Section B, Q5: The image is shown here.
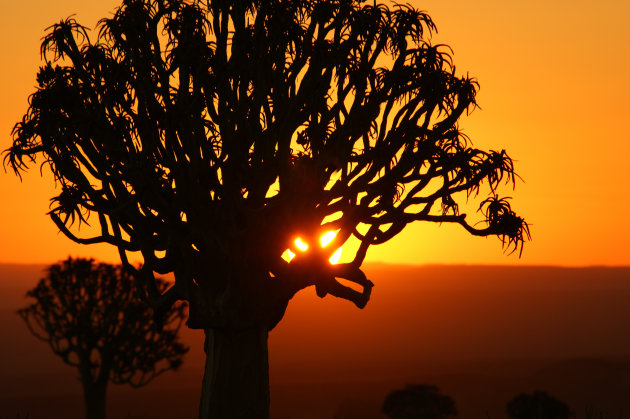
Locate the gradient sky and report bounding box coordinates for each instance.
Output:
[0,0,628,266]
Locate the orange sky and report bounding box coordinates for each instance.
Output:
[0,0,628,266]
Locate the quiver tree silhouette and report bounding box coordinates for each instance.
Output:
[18,257,188,419]
[506,391,573,419]
[382,384,457,419]
[5,0,529,417]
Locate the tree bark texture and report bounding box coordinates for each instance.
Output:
[199,327,270,419]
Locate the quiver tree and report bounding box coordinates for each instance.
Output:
[5,0,529,417]
[18,257,188,419]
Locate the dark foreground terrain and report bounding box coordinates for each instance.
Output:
[1,263,629,418]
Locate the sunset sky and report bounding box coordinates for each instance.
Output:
[0,0,628,266]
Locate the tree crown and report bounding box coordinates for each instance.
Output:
[19,257,188,387]
[5,0,528,328]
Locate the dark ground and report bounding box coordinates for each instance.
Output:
[1,264,629,418]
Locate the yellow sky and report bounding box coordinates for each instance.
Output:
[1,0,628,266]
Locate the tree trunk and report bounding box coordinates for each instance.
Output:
[199,327,270,419]
[83,381,107,419]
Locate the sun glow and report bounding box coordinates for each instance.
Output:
[283,249,296,262]
[320,231,337,247]
[329,247,342,264]
[294,238,309,251]
[281,231,342,264]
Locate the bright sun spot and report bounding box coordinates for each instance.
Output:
[282,231,342,264]
[294,238,309,251]
[283,249,296,262]
[320,231,337,247]
[329,247,342,264]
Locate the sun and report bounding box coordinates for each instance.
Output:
[295,238,308,251]
[282,231,342,264]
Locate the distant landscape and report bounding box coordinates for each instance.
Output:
[2,263,629,418]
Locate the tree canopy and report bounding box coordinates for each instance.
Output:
[20,257,188,387]
[5,0,528,330]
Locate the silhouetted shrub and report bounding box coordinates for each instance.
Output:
[507,390,572,419]
[382,384,457,419]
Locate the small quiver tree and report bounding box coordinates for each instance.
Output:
[18,257,188,419]
[5,0,529,417]
[382,384,457,419]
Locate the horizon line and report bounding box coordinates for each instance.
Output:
[1,260,629,269]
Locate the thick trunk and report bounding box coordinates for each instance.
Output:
[83,381,107,419]
[199,327,270,419]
